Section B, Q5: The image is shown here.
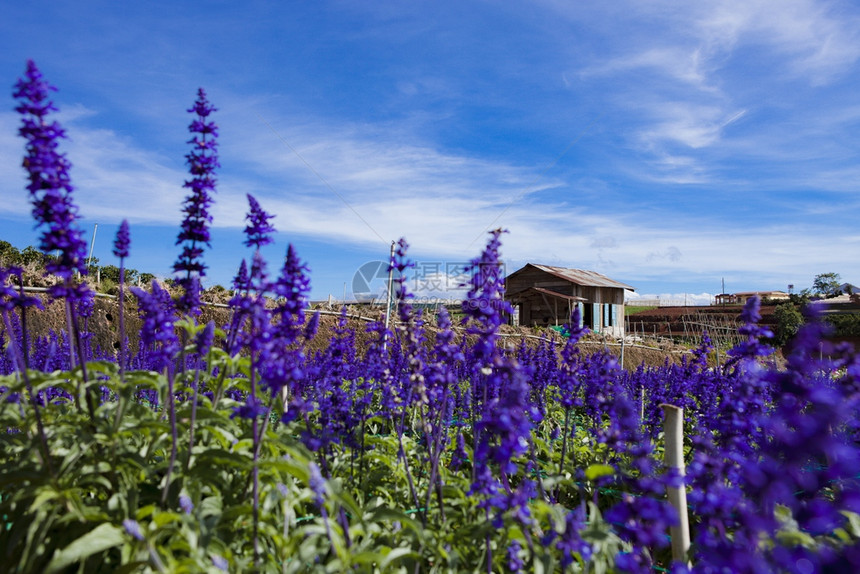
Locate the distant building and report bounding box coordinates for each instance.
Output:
[505,264,633,337]
[714,290,790,305]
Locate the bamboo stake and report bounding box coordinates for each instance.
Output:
[661,403,691,567]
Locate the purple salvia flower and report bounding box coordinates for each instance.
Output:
[462,228,513,415]
[390,238,415,323]
[390,238,428,410]
[262,245,311,396]
[301,308,357,450]
[184,275,202,317]
[558,307,588,410]
[271,245,310,344]
[225,259,252,352]
[112,219,130,259]
[113,220,130,374]
[179,494,193,514]
[123,518,144,541]
[461,229,512,343]
[474,365,538,476]
[211,554,228,571]
[304,310,320,340]
[727,295,774,368]
[0,266,43,374]
[462,231,537,530]
[307,461,327,507]
[243,194,276,249]
[449,431,468,470]
[75,289,95,362]
[605,493,677,549]
[195,320,215,356]
[232,259,250,292]
[507,540,524,572]
[0,267,43,313]
[556,507,593,567]
[130,281,179,372]
[230,394,266,420]
[424,306,462,416]
[14,60,90,301]
[174,88,218,315]
[249,250,269,292]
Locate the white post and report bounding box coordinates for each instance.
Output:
[620,335,625,370]
[87,223,98,268]
[383,241,395,349]
[662,404,691,567]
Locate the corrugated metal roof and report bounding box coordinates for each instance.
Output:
[512,264,635,291]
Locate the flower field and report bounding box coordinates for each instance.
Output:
[3,61,860,573]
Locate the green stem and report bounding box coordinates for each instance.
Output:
[161,366,178,506]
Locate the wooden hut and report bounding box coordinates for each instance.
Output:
[505,264,634,336]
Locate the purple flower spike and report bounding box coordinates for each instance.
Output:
[230,395,266,420]
[269,245,310,345]
[507,540,524,572]
[14,60,89,295]
[113,219,130,259]
[0,267,43,313]
[304,310,320,340]
[461,228,512,360]
[179,494,193,514]
[195,320,215,356]
[180,275,202,318]
[130,281,179,372]
[123,518,144,541]
[243,194,276,249]
[174,88,218,313]
[232,259,250,292]
[308,461,327,507]
[211,554,228,571]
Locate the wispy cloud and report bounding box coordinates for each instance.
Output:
[697,0,860,83]
[564,0,860,187]
[0,109,186,224]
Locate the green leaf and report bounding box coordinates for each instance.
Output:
[45,522,125,573]
[381,546,419,568]
[842,511,860,537]
[584,464,615,481]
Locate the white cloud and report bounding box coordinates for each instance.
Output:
[562,0,860,186]
[581,47,712,91]
[637,103,747,149]
[698,0,860,83]
[0,109,186,225]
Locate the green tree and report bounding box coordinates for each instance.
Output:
[0,240,19,265]
[85,256,100,274]
[773,302,804,346]
[812,272,841,297]
[18,245,46,266]
[99,264,139,285]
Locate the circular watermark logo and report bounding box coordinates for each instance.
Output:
[352,261,400,302]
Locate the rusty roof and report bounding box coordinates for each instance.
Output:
[508,263,635,291]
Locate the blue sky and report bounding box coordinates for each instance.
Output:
[2,1,859,304]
